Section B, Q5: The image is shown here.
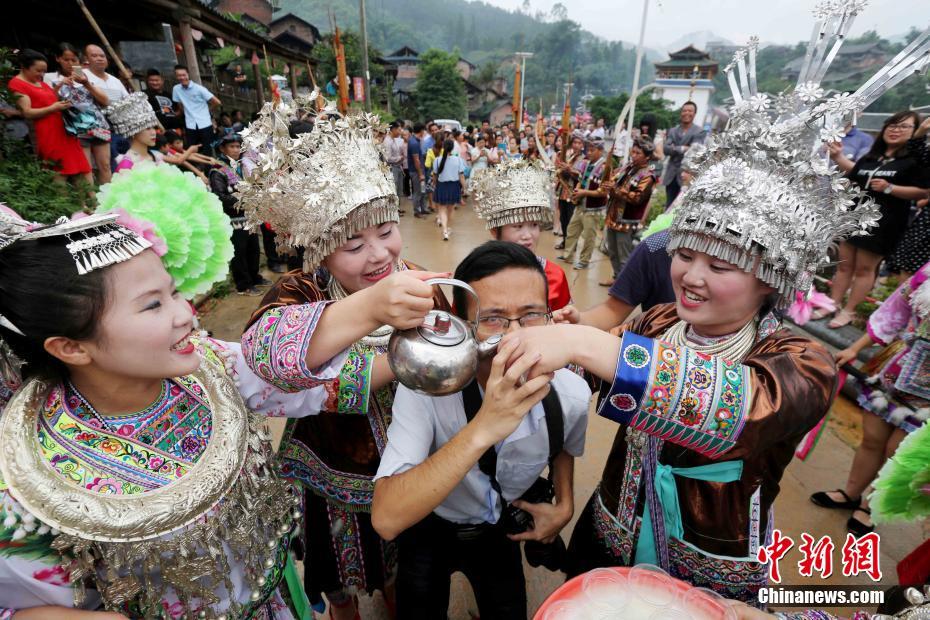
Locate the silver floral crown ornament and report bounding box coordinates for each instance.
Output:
[472,158,554,229]
[104,91,158,136]
[669,0,930,304]
[235,91,398,271]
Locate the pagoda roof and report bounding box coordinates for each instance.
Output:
[668,44,712,60]
[655,58,718,68]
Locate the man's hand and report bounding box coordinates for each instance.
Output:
[507,499,572,543]
[472,338,552,448]
[827,141,843,159]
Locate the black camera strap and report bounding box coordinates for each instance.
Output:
[460,380,564,505]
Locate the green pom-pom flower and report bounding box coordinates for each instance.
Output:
[871,420,930,523]
[97,163,234,298]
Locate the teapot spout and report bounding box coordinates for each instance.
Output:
[477,334,502,359]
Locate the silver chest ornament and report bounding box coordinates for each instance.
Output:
[388,278,501,395]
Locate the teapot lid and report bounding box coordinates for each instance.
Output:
[417,311,468,347]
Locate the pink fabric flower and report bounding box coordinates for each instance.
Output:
[786,290,836,325]
[71,209,167,257]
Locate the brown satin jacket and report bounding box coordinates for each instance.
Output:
[600,303,838,558]
[245,263,450,479]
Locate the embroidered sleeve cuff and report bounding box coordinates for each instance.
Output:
[241,302,344,393]
[336,349,374,415]
[597,331,751,458]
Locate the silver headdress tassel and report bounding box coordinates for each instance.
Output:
[104,91,158,137]
[669,1,929,303]
[472,158,554,230]
[22,214,153,276]
[236,91,398,271]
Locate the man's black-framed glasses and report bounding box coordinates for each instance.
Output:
[477,311,551,332]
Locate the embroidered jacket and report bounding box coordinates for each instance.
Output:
[591,304,836,595]
[243,263,450,508]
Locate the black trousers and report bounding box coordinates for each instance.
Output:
[185,126,215,156]
[260,223,282,267]
[558,199,575,236]
[665,178,682,207]
[230,228,260,291]
[396,514,527,619]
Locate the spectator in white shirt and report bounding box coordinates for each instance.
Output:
[384,121,407,214]
[82,44,128,104]
[373,241,590,619]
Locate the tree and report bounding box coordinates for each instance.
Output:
[589,93,678,130]
[413,49,467,121]
[550,3,568,21]
[473,61,499,91]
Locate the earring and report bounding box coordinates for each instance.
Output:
[314,267,333,292]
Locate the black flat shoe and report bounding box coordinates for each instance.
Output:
[847,507,874,537]
[810,489,861,510]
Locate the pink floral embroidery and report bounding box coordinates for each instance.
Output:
[116,424,135,437]
[148,455,165,471]
[86,477,122,494]
[33,564,70,586]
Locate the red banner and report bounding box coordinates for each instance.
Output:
[352,77,365,102]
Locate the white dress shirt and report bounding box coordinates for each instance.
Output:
[385,135,406,165]
[375,369,591,524]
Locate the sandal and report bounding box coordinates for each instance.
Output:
[811,307,836,321]
[828,309,855,329]
[847,506,874,537]
[810,489,861,510]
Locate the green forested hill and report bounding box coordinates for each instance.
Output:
[278,0,652,111]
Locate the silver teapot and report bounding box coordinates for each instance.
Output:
[388,278,502,395]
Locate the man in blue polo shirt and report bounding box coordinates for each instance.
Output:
[552,229,675,329]
[172,64,221,155]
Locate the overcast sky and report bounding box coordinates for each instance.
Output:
[481,0,928,48]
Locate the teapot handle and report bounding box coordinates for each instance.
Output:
[424,278,482,324]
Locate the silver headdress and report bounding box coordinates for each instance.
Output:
[104,91,158,136]
[0,211,151,394]
[669,1,930,302]
[472,158,554,229]
[236,92,398,271]
[0,211,151,280]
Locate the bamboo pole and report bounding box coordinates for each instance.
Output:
[75,0,135,91]
[306,60,324,111]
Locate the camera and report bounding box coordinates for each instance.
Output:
[498,477,567,572]
[499,477,554,536]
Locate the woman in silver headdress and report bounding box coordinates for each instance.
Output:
[0,166,413,618]
[236,96,449,620]
[487,8,915,600]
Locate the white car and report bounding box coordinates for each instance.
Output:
[433,118,463,133]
